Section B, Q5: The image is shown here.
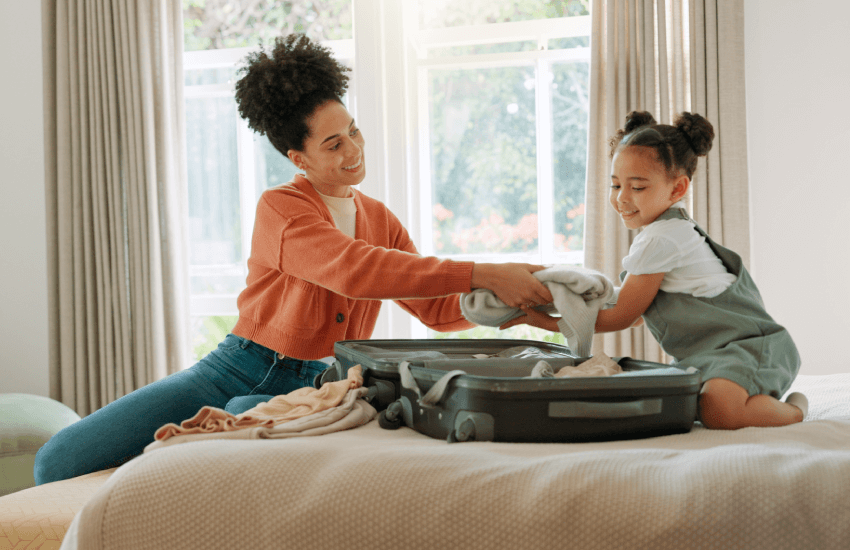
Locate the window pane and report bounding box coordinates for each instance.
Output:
[254,134,300,197]
[427,41,537,58]
[551,60,589,254]
[418,0,590,30]
[184,67,238,87]
[183,0,353,51]
[185,96,243,294]
[429,67,538,255]
[191,315,238,362]
[548,36,590,50]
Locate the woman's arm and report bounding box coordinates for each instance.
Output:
[267,191,552,306]
[470,262,553,308]
[394,294,476,333]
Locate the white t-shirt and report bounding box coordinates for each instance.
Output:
[315,188,357,239]
[622,206,736,298]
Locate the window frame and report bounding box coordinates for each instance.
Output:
[181,0,591,344]
[183,41,354,320]
[402,7,591,336]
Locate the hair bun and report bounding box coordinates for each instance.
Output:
[674,112,714,156]
[235,34,349,137]
[624,111,657,133]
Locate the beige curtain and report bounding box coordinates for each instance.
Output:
[584,0,749,362]
[689,0,750,258]
[42,0,189,416]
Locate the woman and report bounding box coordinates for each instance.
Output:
[34,34,552,484]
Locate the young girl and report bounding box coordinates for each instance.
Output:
[504,111,806,430]
[34,34,553,484]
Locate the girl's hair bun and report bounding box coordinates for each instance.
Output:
[624,111,657,133]
[674,112,714,156]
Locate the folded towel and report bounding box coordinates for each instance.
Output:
[528,353,622,378]
[460,265,618,356]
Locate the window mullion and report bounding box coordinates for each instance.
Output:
[416,64,434,257]
[236,117,256,287]
[536,58,555,266]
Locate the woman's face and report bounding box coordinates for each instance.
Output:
[288,100,366,198]
[609,146,688,229]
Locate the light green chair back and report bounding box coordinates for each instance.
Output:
[0,393,81,496]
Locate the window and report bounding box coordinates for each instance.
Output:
[182,1,353,360]
[181,0,591,358]
[406,0,591,341]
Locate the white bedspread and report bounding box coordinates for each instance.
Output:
[62,373,850,550]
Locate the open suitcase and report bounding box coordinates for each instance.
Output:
[316,339,701,443]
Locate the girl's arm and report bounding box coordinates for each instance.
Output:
[500,272,666,334]
[594,272,665,332]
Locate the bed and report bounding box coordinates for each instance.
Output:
[3,371,849,550]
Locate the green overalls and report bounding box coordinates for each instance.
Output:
[621,207,801,398]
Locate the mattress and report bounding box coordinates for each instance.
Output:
[0,468,115,549]
[58,372,850,550]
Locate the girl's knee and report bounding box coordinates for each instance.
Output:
[698,378,749,430]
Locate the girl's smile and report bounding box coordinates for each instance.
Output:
[609,146,689,229]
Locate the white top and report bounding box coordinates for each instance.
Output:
[315,188,357,238]
[622,203,736,298]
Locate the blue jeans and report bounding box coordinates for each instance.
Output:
[33,334,329,485]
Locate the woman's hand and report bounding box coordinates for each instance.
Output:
[470,263,554,308]
[499,305,560,332]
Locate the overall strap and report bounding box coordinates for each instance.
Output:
[652,206,746,281]
[653,207,690,223]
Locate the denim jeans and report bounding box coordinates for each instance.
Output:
[33,334,330,485]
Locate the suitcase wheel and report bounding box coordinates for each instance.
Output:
[447,418,476,444]
[378,400,404,430]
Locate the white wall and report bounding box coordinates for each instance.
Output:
[745,1,850,375]
[0,2,50,396]
[0,2,847,399]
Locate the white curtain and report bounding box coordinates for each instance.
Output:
[42,0,189,416]
[584,0,749,362]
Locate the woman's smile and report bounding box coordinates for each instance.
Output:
[343,158,362,172]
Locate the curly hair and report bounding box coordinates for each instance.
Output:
[608,111,714,180]
[234,34,351,157]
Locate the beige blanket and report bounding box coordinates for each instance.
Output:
[145,365,375,452]
[61,373,850,550]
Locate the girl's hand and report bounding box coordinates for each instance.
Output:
[500,305,560,333]
[470,263,554,308]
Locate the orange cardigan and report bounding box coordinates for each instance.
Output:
[232,175,475,359]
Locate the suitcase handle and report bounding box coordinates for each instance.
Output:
[398,361,466,408]
[548,398,662,419]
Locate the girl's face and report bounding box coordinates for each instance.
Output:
[288,100,366,198]
[609,146,688,229]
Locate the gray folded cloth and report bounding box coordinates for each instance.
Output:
[460,265,618,357]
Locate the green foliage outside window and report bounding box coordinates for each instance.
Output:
[184,1,589,361]
[182,0,353,51]
[191,315,239,361]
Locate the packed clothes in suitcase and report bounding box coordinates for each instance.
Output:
[316,339,701,443]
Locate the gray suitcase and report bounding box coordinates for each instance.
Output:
[317,339,700,443]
